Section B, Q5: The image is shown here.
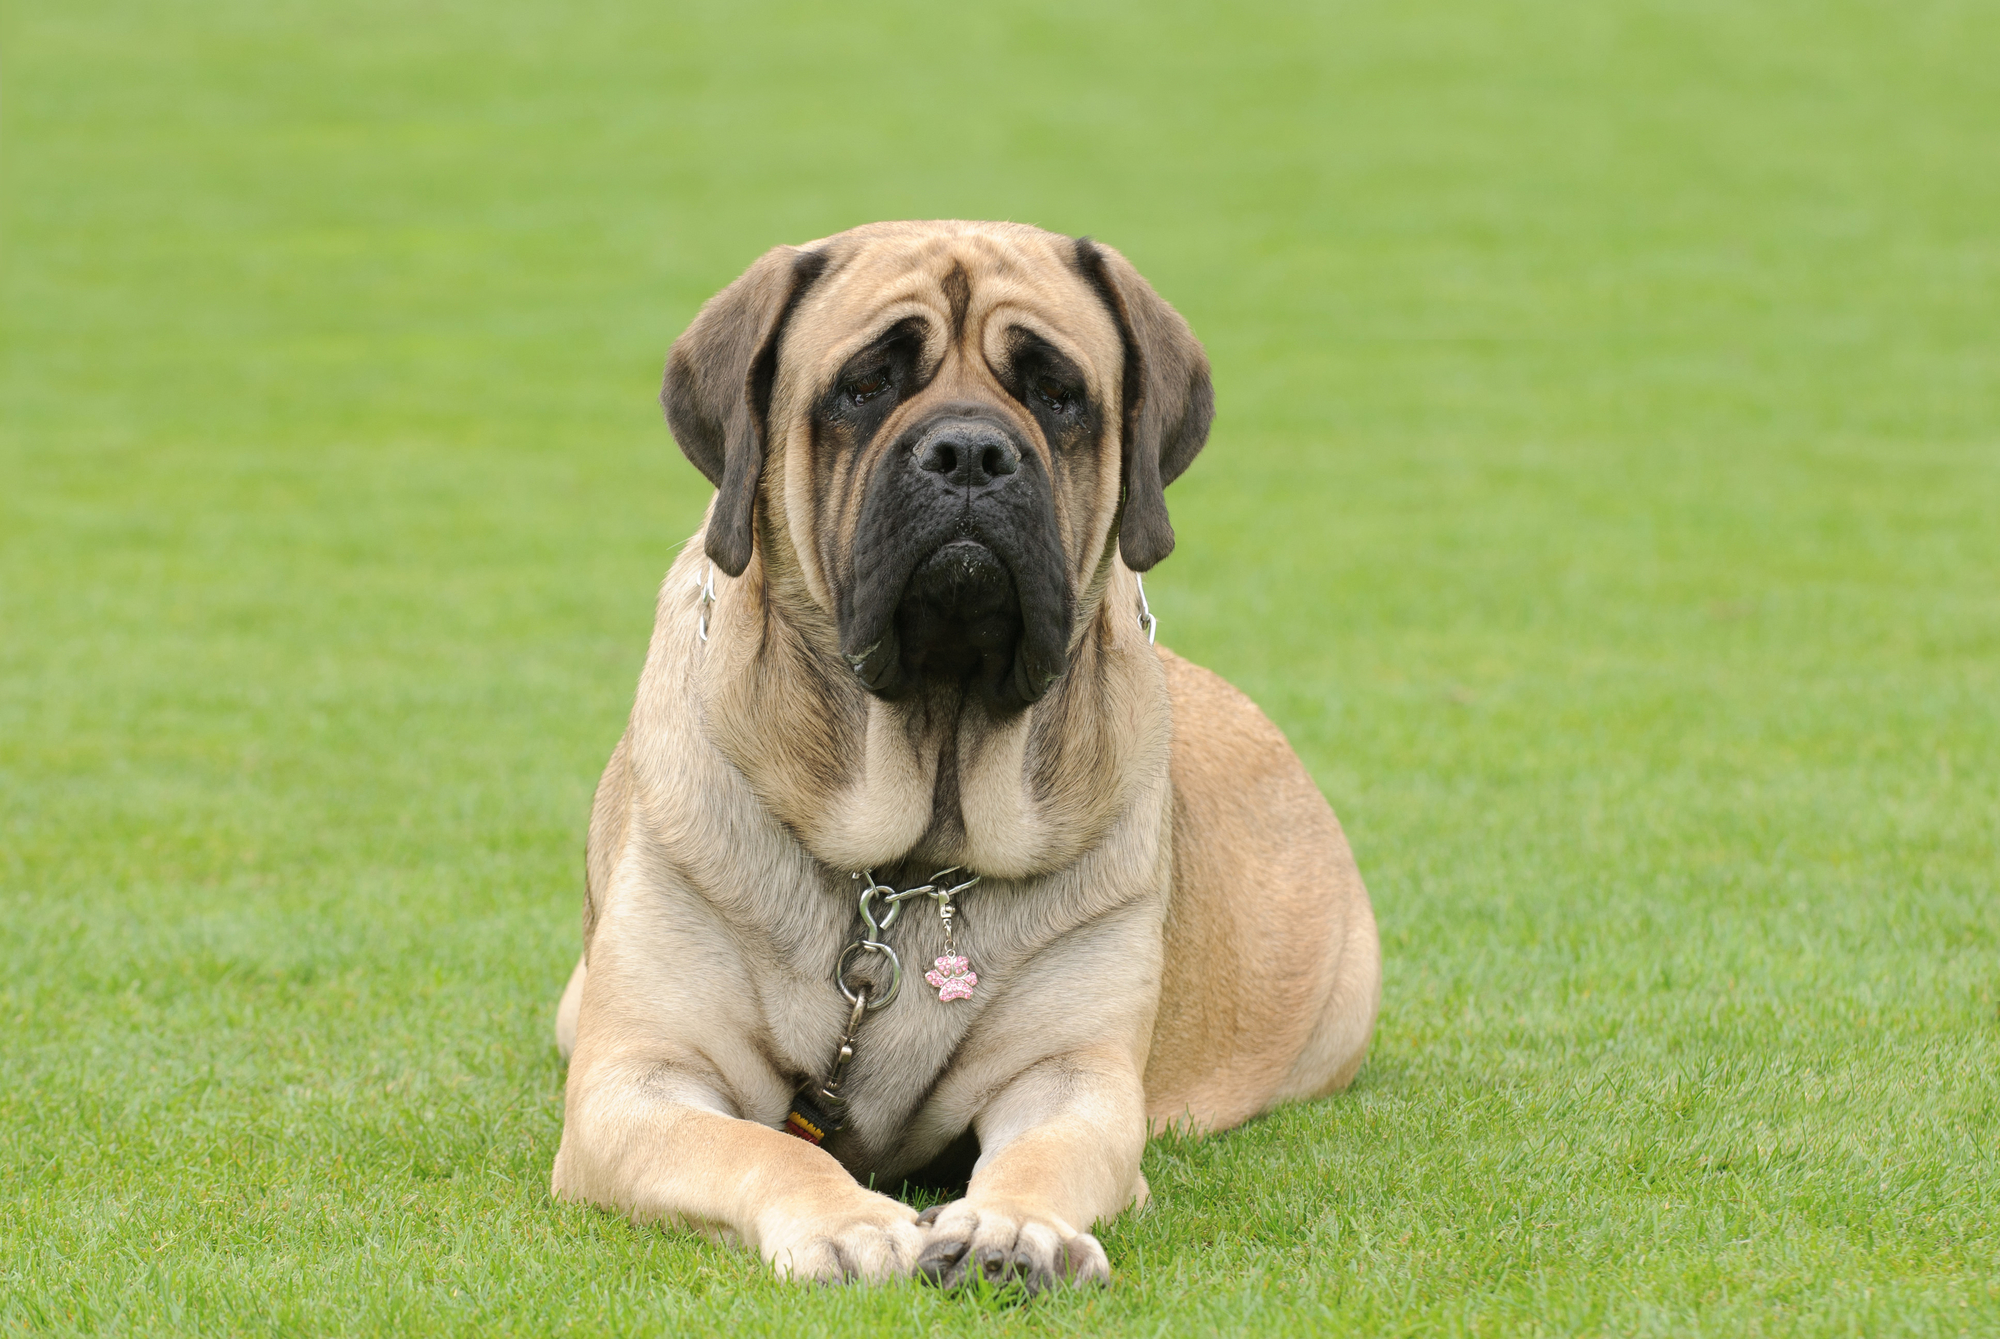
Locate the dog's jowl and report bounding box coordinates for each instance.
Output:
[549,221,1380,1290]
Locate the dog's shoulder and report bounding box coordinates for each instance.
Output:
[1155,646,1309,794]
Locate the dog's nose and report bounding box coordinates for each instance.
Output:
[915,417,1020,488]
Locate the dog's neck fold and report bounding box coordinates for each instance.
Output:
[693,521,1169,881]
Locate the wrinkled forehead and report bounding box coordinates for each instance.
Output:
[776,225,1124,399]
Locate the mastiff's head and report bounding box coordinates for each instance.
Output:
[662,221,1212,715]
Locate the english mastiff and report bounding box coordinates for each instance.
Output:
[551,220,1379,1290]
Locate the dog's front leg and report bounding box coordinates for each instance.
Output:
[917,1046,1146,1291]
[552,1059,922,1283]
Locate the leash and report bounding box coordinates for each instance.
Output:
[785,869,981,1145]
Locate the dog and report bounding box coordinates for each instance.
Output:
[550,220,1379,1291]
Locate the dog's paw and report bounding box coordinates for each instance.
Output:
[914,1199,1111,1293]
[762,1196,923,1284]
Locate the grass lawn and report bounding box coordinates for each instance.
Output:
[4,0,1998,1333]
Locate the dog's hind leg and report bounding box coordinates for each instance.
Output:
[1271,888,1380,1102]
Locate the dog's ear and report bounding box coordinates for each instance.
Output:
[662,245,830,576]
[1074,237,1215,572]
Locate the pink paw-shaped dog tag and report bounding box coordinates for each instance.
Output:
[924,954,977,1002]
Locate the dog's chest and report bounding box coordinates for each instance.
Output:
[765,891,1013,1177]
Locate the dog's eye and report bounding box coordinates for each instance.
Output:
[1031,375,1070,410]
[844,370,890,404]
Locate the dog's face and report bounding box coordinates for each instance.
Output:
[664,221,1212,715]
[781,228,1124,713]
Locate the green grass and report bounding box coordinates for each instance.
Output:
[4,0,1997,1333]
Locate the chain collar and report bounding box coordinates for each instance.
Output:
[835,868,980,1012]
[786,868,980,1143]
[693,562,716,642]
